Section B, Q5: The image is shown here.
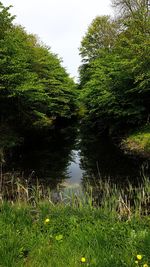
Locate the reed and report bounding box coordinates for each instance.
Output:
[0,173,150,267]
[0,171,149,218]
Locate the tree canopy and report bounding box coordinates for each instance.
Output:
[79,0,150,133]
[1,0,150,140]
[0,2,77,135]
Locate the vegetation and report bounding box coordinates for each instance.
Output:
[0,1,150,264]
[79,0,150,135]
[0,177,150,267]
[1,202,150,267]
[0,1,77,151]
[1,0,150,155]
[122,125,150,156]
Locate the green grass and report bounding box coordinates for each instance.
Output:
[0,176,150,267]
[122,124,150,156]
[0,199,150,267]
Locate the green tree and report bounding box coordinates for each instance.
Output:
[0,2,77,135]
[79,1,150,133]
[79,16,119,62]
[0,1,14,38]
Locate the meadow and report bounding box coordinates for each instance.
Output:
[0,178,150,267]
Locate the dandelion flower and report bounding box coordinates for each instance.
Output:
[136,254,142,261]
[137,255,142,260]
[80,257,86,263]
[143,264,148,267]
[44,218,50,224]
[55,234,63,241]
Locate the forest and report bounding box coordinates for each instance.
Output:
[79,0,150,135]
[0,1,77,153]
[0,0,150,153]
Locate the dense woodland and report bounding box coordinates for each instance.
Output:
[0,1,77,150]
[0,0,150,149]
[79,0,150,134]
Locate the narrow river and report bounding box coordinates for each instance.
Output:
[3,124,150,192]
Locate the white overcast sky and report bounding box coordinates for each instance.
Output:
[3,0,113,80]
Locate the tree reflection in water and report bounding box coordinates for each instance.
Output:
[78,125,150,189]
[2,123,150,199]
[3,124,77,190]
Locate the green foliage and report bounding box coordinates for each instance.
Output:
[0,3,77,135]
[79,2,150,133]
[123,124,150,154]
[0,1,15,38]
[79,16,118,62]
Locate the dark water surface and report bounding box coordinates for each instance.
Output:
[4,124,150,190]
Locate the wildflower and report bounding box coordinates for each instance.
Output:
[44,218,50,224]
[143,264,148,267]
[55,234,63,241]
[137,255,142,260]
[135,261,139,264]
[80,257,86,263]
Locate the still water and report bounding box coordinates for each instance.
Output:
[4,124,150,190]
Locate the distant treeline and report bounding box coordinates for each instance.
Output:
[79,0,150,134]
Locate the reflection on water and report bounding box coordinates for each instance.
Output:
[2,124,150,191]
[79,126,150,187]
[67,150,84,185]
[4,125,77,189]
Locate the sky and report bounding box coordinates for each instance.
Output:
[3,0,113,80]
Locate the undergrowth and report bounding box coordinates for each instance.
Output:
[123,124,150,156]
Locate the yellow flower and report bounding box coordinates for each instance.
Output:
[55,234,63,241]
[137,255,142,260]
[80,257,86,263]
[135,261,139,264]
[143,264,148,267]
[44,218,50,224]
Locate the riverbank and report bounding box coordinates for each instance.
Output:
[0,201,150,267]
[122,125,150,158]
[0,179,150,267]
[0,202,150,267]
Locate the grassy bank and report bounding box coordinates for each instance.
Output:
[122,125,150,157]
[0,178,150,267]
[0,202,150,267]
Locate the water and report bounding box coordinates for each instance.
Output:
[67,150,84,185]
[3,124,150,190]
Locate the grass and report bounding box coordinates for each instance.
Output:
[0,177,150,267]
[122,124,150,156]
[0,201,150,267]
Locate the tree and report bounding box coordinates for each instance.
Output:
[112,0,150,18]
[79,0,150,133]
[113,0,150,122]
[79,16,119,62]
[0,1,15,38]
[0,2,77,135]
